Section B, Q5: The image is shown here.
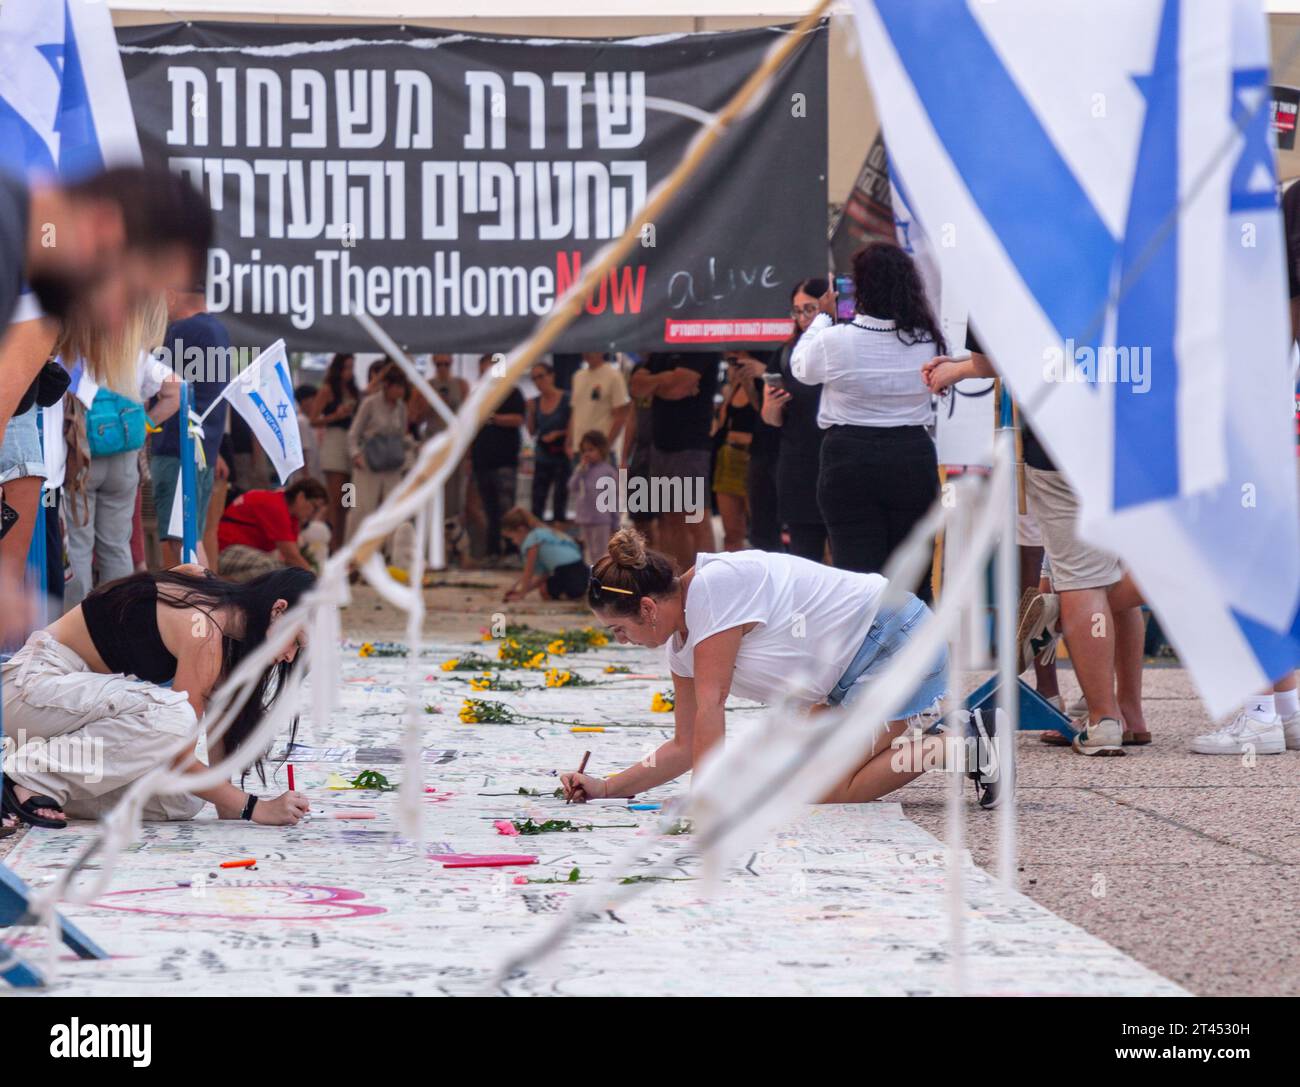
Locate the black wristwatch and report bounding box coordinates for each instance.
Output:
[241,795,259,821]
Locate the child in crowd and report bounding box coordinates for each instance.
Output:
[500,506,588,601]
[569,429,622,562]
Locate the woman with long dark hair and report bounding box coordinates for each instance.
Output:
[760,277,831,562]
[309,353,359,551]
[1,566,314,831]
[791,244,944,600]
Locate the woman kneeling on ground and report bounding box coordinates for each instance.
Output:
[1,567,314,831]
[562,530,1000,808]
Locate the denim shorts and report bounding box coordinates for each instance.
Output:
[828,592,949,718]
[0,408,47,484]
[150,454,215,541]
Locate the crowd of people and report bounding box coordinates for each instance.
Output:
[1,156,1296,839]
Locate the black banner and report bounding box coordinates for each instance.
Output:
[116,21,828,354]
[829,131,895,273]
[1271,84,1300,151]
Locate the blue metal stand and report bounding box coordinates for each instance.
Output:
[0,864,109,986]
[965,674,1076,737]
[178,381,199,564]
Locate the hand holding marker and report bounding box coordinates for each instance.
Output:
[566,751,592,804]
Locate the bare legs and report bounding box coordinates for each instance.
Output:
[1020,545,1060,699]
[325,469,350,553]
[819,719,954,804]
[1058,573,1145,729]
[716,492,748,551]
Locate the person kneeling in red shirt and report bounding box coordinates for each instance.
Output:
[217,478,329,580]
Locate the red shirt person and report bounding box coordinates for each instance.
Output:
[217,478,328,578]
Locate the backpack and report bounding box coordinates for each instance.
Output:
[86,389,147,458]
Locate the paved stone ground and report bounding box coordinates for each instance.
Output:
[4,574,1296,995]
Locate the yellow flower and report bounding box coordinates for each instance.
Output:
[588,632,609,647]
[441,658,459,672]
[544,668,573,689]
[481,631,493,642]
[458,698,479,724]
[547,639,567,655]
[525,651,547,669]
[359,642,374,658]
[651,691,675,713]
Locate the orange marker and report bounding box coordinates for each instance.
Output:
[220,858,257,869]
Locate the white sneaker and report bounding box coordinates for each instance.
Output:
[1280,710,1300,751]
[1071,715,1125,756]
[1190,710,1286,755]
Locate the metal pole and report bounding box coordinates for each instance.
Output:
[179,382,199,565]
[994,425,1020,889]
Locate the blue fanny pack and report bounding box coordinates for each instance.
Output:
[86,389,147,458]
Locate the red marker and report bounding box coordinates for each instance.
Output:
[287,764,296,792]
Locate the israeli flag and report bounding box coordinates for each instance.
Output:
[215,340,304,486]
[0,0,141,182]
[850,0,1300,715]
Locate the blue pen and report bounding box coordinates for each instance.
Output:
[628,803,661,811]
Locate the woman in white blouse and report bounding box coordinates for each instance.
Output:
[790,243,943,600]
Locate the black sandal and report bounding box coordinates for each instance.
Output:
[1,774,67,829]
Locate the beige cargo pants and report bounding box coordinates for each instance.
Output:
[1,631,205,821]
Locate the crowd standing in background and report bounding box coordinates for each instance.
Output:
[1,153,1296,846]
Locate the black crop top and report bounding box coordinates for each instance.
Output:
[722,397,758,437]
[81,577,179,683]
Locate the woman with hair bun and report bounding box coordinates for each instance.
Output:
[562,529,1001,809]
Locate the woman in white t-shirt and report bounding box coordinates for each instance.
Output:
[561,530,998,807]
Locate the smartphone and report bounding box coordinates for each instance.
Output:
[0,499,18,541]
[834,274,856,322]
[762,372,785,393]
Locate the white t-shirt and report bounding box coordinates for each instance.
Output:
[666,551,887,708]
[570,363,630,441]
[790,312,937,429]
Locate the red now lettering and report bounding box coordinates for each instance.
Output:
[554,251,646,315]
[609,265,646,314]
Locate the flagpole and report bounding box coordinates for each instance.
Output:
[995,407,1020,889]
[178,381,199,565]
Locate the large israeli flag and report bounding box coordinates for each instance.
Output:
[0,0,141,182]
[850,0,1300,715]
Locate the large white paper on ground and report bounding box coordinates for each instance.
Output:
[1,634,1186,997]
[849,0,1300,714]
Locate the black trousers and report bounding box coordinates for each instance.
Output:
[531,454,570,522]
[786,522,828,563]
[474,465,516,557]
[817,424,938,602]
[746,451,782,551]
